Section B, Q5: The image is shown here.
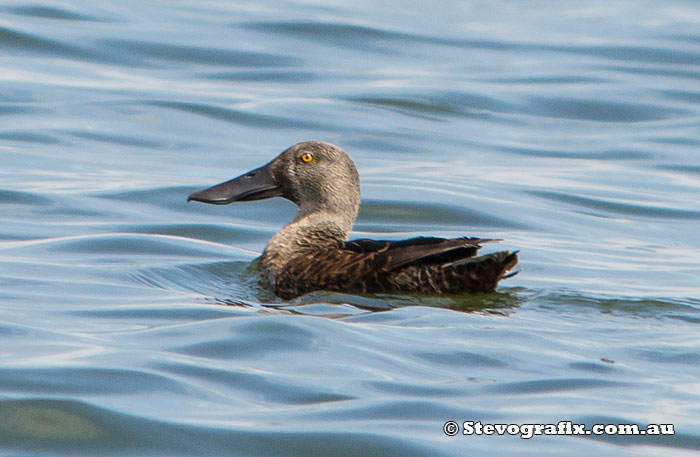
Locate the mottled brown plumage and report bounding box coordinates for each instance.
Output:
[189,141,518,299]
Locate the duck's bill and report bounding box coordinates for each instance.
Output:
[188,163,282,205]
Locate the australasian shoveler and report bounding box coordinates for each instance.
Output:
[188,141,518,299]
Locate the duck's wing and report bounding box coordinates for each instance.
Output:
[339,237,518,296]
[342,236,496,271]
[274,236,514,298]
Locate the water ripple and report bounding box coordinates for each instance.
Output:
[348,91,513,120]
[245,20,700,68]
[0,367,185,395]
[64,130,168,149]
[0,131,62,144]
[486,377,627,394]
[0,399,108,443]
[413,350,508,368]
[148,101,330,130]
[527,96,687,122]
[201,70,318,83]
[129,261,257,298]
[7,5,107,22]
[600,64,700,82]
[357,200,524,230]
[0,105,44,116]
[0,234,246,265]
[501,146,655,160]
[244,20,515,52]
[98,39,298,67]
[154,361,354,405]
[565,43,700,66]
[1,189,56,206]
[0,25,103,61]
[529,190,700,220]
[171,318,316,359]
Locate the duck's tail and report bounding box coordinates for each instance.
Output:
[442,249,519,293]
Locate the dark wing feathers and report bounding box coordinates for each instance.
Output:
[274,237,516,298]
[342,236,495,271]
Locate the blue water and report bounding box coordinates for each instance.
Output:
[2,1,699,455]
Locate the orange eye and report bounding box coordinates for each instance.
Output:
[300,153,313,163]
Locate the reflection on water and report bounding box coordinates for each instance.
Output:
[1,0,699,456]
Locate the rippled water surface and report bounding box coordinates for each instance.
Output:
[2,1,700,455]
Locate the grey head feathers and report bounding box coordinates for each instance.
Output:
[270,141,361,235]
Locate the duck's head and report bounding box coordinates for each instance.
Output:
[189,141,361,225]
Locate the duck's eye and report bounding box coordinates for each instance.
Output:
[300,153,314,163]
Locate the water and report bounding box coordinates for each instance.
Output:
[1,1,699,455]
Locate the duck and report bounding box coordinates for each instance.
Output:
[188,141,518,299]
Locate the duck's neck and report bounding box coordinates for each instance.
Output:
[260,209,355,281]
